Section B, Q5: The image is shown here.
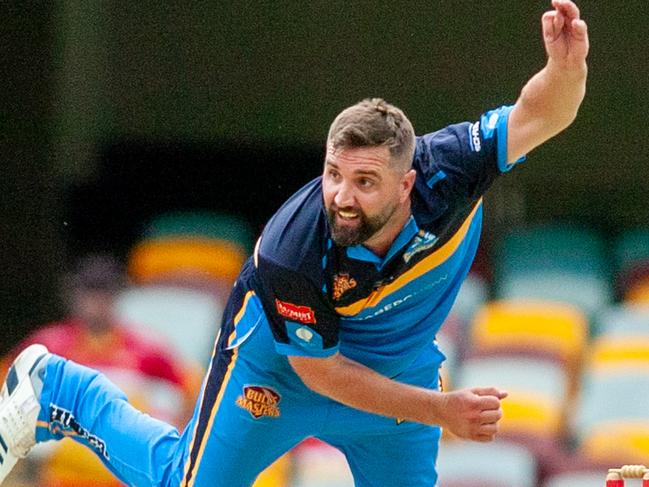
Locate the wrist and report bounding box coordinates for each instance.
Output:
[546,58,588,81]
[425,389,447,427]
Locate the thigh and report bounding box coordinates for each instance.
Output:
[328,424,442,487]
[178,299,327,487]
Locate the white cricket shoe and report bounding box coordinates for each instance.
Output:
[0,344,49,483]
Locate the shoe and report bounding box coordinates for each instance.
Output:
[0,344,49,483]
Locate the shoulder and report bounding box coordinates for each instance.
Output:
[258,177,328,274]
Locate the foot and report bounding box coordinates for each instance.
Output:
[0,344,49,483]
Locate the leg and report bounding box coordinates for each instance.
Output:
[179,299,329,486]
[37,354,185,487]
[319,343,445,487]
[326,424,442,487]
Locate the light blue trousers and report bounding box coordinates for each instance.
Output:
[35,309,442,486]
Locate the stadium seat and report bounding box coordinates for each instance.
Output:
[128,211,255,291]
[495,224,607,277]
[144,211,255,253]
[579,421,649,467]
[115,285,223,366]
[436,439,537,487]
[469,300,588,371]
[572,366,649,466]
[494,224,612,315]
[128,237,248,285]
[254,455,291,487]
[455,356,569,439]
[587,335,649,373]
[595,304,649,338]
[449,273,489,325]
[543,470,607,487]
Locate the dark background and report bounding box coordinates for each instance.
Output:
[2,1,647,354]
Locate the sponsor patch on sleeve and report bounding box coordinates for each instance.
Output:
[275,299,316,324]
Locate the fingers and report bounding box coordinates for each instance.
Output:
[471,386,508,400]
[542,12,559,42]
[479,408,503,425]
[571,18,588,39]
[552,0,580,20]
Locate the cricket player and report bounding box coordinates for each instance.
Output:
[0,1,588,485]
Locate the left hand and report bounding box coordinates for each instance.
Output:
[542,0,589,69]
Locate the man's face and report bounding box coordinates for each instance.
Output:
[72,289,116,331]
[322,145,410,247]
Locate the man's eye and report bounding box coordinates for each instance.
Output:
[358,178,374,188]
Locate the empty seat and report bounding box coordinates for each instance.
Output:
[455,356,569,439]
[543,470,606,487]
[470,300,588,369]
[436,440,537,487]
[115,285,223,366]
[596,304,649,338]
[494,224,611,315]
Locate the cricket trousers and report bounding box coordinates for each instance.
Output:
[34,291,444,486]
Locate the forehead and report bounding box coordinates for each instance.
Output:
[325,145,392,173]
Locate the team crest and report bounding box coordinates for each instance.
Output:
[332,273,357,300]
[236,385,281,419]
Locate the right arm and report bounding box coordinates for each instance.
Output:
[289,351,507,442]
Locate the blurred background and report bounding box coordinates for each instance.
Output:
[2,1,649,486]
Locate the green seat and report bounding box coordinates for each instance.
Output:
[614,228,649,275]
[494,224,612,316]
[145,211,255,254]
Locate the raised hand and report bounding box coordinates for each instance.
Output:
[542,0,589,69]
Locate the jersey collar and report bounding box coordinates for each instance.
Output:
[346,216,419,270]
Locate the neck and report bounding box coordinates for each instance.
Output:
[362,202,412,258]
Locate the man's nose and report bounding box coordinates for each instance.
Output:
[333,182,355,208]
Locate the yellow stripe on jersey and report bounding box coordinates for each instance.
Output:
[181,291,254,486]
[186,347,239,487]
[335,200,482,317]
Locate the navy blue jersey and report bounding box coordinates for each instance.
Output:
[249,105,524,377]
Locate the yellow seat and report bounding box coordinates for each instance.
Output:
[253,454,291,487]
[40,441,120,487]
[128,237,247,284]
[470,300,588,369]
[588,336,649,374]
[579,421,649,466]
[626,277,649,305]
[500,391,563,437]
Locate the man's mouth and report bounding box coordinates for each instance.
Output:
[337,210,359,220]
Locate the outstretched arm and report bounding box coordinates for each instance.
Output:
[289,353,507,442]
[507,0,589,163]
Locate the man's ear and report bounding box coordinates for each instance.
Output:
[400,169,417,203]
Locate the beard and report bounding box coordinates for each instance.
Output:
[327,203,398,247]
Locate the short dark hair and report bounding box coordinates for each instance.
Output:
[67,254,125,292]
[326,98,416,171]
